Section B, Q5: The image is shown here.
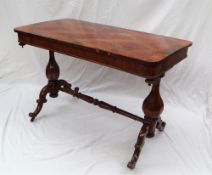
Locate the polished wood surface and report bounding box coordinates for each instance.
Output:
[14,19,192,78]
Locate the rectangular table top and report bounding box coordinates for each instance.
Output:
[14,19,192,78]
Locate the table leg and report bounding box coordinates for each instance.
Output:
[29,51,60,122]
[127,124,149,169]
[127,75,165,169]
[144,76,164,138]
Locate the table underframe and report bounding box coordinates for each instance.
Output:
[28,50,166,169]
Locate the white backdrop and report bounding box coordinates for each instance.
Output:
[0,0,212,175]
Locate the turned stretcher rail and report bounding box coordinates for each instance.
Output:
[59,83,151,125]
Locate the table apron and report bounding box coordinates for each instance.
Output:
[17,33,188,79]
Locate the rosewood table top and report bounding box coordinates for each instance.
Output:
[14,19,192,78]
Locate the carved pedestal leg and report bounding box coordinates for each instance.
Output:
[29,85,49,122]
[127,75,165,169]
[29,51,60,122]
[127,124,149,169]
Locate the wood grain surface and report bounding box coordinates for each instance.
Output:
[14,19,192,78]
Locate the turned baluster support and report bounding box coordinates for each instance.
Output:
[143,75,164,138]
[46,50,60,98]
[29,51,60,121]
[127,74,165,169]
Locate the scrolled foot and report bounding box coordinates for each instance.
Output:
[29,85,49,122]
[127,124,149,169]
[127,161,136,169]
[156,119,166,132]
[29,113,36,122]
